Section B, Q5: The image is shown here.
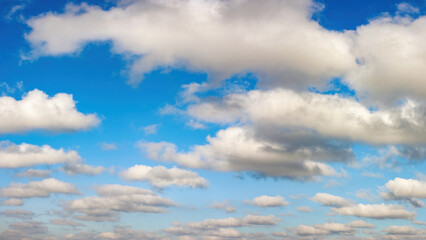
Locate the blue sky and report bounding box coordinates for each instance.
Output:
[1,0,426,239]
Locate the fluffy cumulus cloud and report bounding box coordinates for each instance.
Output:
[0,141,80,168]
[332,203,415,220]
[25,0,355,87]
[137,126,342,180]
[120,164,208,188]
[62,162,105,176]
[0,178,79,198]
[164,214,278,239]
[186,89,426,145]
[292,222,356,236]
[311,193,352,207]
[348,14,426,104]
[65,184,176,221]
[211,201,236,213]
[381,178,426,205]
[0,89,99,133]
[246,195,289,207]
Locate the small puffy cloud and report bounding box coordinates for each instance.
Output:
[1,209,34,219]
[65,184,176,222]
[292,222,356,236]
[143,124,160,135]
[175,214,278,230]
[62,162,105,176]
[101,143,117,151]
[382,177,426,199]
[0,89,99,134]
[50,219,84,227]
[246,195,289,207]
[345,220,375,229]
[14,169,52,179]
[211,201,236,213]
[0,221,47,239]
[311,193,352,207]
[296,206,311,213]
[382,225,418,235]
[332,203,415,219]
[3,198,23,206]
[120,165,208,188]
[0,141,80,168]
[0,178,79,198]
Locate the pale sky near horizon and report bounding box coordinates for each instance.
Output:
[1,0,426,239]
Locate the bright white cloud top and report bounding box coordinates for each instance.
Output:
[0,89,100,133]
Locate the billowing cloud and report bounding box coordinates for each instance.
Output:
[136,125,346,180]
[311,193,352,207]
[345,220,375,229]
[0,89,99,133]
[65,184,176,222]
[382,177,426,199]
[120,164,208,188]
[186,88,426,145]
[211,201,236,213]
[25,0,355,87]
[246,195,289,207]
[0,178,79,198]
[332,203,415,219]
[348,14,426,104]
[62,162,105,176]
[0,141,80,168]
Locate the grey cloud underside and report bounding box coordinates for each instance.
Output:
[64,184,176,222]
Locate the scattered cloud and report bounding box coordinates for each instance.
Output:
[0,141,80,168]
[0,89,99,134]
[245,195,289,207]
[14,169,52,179]
[101,143,117,151]
[211,201,236,213]
[120,164,208,188]
[311,193,352,207]
[143,124,160,135]
[332,203,415,219]
[65,184,176,221]
[62,162,105,176]
[0,178,80,198]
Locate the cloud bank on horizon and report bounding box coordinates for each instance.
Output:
[1,0,426,239]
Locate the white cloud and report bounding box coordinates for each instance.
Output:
[292,225,329,236]
[382,225,418,235]
[0,89,99,133]
[49,219,83,227]
[25,0,355,87]
[176,214,278,230]
[120,164,208,188]
[296,206,311,213]
[246,195,289,207]
[211,201,236,213]
[348,14,426,104]
[0,178,79,198]
[65,184,176,221]
[143,124,160,135]
[382,177,426,199]
[14,169,52,179]
[101,143,117,151]
[186,88,426,145]
[311,193,352,207]
[345,220,375,229]
[332,203,415,219]
[136,126,342,180]
[62,162,105,176]
[2,198,23,206]
[0,141,80,168]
